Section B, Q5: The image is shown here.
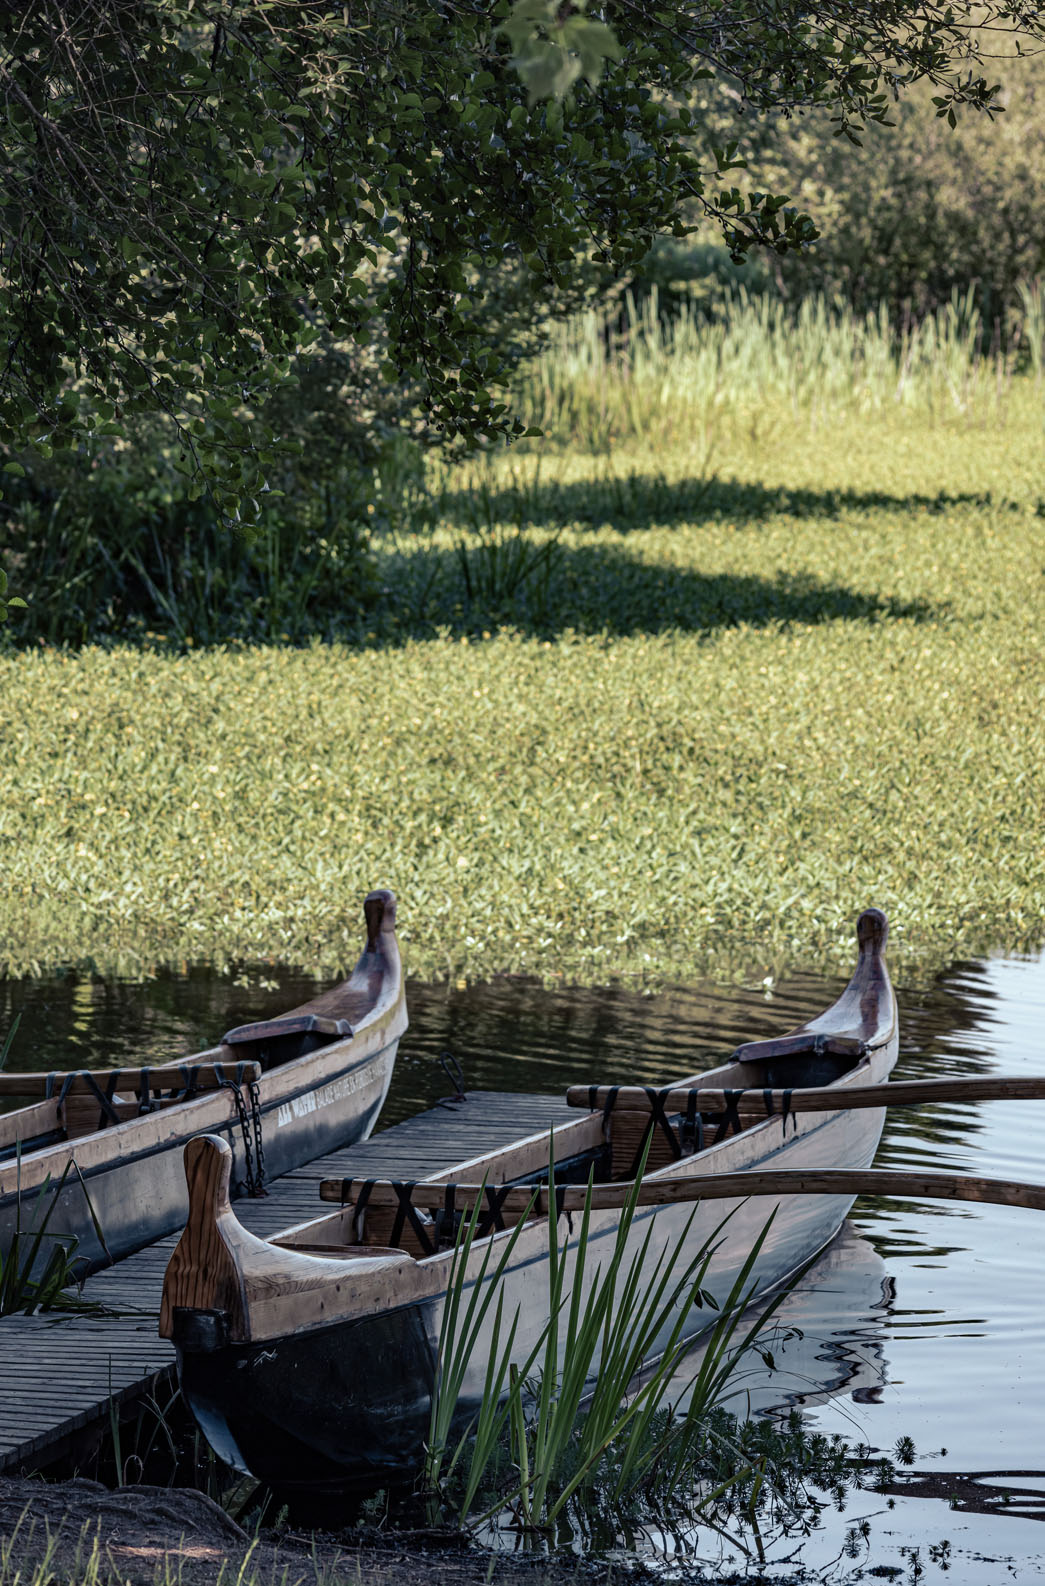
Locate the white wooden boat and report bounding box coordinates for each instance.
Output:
[0,891,404,1272]
[161,908,898,1495]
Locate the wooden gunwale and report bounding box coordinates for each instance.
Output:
[316,1165,1045,1216]
[0,1064,261,1098]
[563,1073,1045,1119]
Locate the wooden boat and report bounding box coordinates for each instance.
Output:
[161,907,899,1495]
[0,890,405,1274]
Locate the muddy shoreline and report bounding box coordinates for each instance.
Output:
[0,1475,804,1586]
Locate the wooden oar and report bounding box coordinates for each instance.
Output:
[565,1076,1045,1118]
[320,1167,1045,1215]
[0,1061,262,1098]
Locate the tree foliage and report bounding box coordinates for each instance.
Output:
[1,1,1043,527]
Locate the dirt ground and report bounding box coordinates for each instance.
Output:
[0,1476,758,1586]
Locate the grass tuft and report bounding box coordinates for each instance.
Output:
[0,1159,84,1316]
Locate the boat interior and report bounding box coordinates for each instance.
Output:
[0,992,384,1161]
[280,1029,877,1263]
[0,1099,67,1162]
[0,971,397,1161]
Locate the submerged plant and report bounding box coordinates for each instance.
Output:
[0,1013,20,1071]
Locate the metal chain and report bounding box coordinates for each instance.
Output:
[220,1076,265,1197]
[248,1079,267,1195]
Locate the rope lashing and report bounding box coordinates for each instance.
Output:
[388,1181,438,1256]
[553,1181,573,1234]
[712,1089,746,1143]
[346,1177,375,1243]
[338,1176,557,1250]
[433,1182,460,1246]
[45,1070,123,1129]
[680,1091,705,1155]
[626,1086,685,1178]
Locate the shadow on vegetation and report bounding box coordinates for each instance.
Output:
[380,538,939,643]
[439,470,1004,534]
[3,464,946,652]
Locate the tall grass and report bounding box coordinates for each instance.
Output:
[515,284,1044,450]
[0,1517,102,1586]
[0,1160,84,1316]
[0,1022,80,1311]
[423,1143,814,1539]
[424,1181,543,1517]
[2,479,376,651]
[0,1033,102,1314]
[6,283,1043,651]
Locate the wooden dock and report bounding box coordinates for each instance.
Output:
[0,1090,572,1475]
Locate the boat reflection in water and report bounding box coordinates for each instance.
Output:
[663,1225,894,1422]
[629,1221,1045,1580]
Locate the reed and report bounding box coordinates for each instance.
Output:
[2,455,381,651]
[423,1182,543,1513]
[0,1159,82,1316]
[424,1137,820,1539]
[513,285,1038,452]
[0,1017,85,1314]
[106,1374,183,1491]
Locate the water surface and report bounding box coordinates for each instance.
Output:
[3,950,1044,1580]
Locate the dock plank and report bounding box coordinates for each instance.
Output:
[0,1091,570,1473]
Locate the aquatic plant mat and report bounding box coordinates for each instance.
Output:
[3,385,1045,983]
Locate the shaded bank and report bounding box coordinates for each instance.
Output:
[0,1475,737,1586]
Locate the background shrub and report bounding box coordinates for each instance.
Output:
[628,48,1045,342]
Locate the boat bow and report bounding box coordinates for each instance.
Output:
[160,1135,412,1346]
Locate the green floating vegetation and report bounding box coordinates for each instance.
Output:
[2,368,1044,985]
